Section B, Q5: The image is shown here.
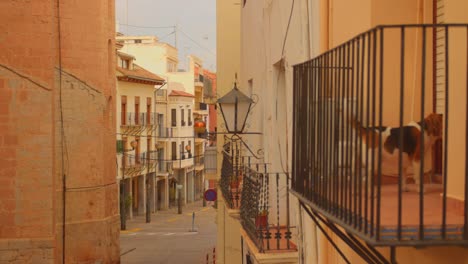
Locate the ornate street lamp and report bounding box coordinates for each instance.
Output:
[217,81,253,135]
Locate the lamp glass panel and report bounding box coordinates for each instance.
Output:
[236,100,251,132]
[220,103,235,132]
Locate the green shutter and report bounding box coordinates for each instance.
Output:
[116,140,124,153]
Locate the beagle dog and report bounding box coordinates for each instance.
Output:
[351,113,442,192]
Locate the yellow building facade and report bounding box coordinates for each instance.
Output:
[217,0,468,263]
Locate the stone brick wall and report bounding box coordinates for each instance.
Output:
[0,0,119,263]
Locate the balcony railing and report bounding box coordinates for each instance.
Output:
[157,160,173,174]
[204,146,218,176]
[194,155,205,166]
[121,112,155,126]
[292,24,468,247]
[240,167,295,253]
[156,127,174,138]
[219,140,242,209]
[195,102,208,111]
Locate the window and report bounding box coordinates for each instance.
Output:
[171,109,177,127]
[181,109,185,126]
[135,97,140,125]
[171,142,177,160]
[135,39,142,44]
[147,138,151,154]
[181,141,185,159]
[167,60,177,72]
[121,59,130,69]
[121,96,127,125]
[146,97,152,124]
[188,140,192,158]
[135,138,140,164]
[156,89,165,96]
[188,109,192,125]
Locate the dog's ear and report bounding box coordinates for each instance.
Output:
[425,113,442,137]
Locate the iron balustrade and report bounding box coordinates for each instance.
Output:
[219,140,243,209]
[194,155,205,166]
[156,127,174,138]
[157,160,173,173]
[240,165,293,253]
[292,24,468,247]
[121,112,148,126]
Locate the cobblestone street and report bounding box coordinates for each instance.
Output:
[120,201,217,264]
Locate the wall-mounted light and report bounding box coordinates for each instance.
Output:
[217,77,253,134]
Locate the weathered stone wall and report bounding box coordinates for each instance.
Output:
[0,0,119,263]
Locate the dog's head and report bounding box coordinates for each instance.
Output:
[424,113,443,138]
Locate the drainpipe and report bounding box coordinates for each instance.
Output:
[305,0,312,60]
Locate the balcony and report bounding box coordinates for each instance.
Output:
[120,112,155,128]
[172,155,194,169]
[156,89,167,102]
[156,127,174,139]
[194,102,209,115]
[292,24,468,247]
[157,160,173,176]
[204,146,217,180]
[194,155,204,171]
[240,167,296,253]
[195,77,204,88]
[219,138,298,258]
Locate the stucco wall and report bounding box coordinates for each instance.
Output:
[236,0,468,264]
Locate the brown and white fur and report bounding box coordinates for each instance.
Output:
[351,113,442,193]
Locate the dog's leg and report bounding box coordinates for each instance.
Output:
[401,166,408,192]
[412,160,424,193]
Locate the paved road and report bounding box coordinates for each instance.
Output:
[120,201,217,264]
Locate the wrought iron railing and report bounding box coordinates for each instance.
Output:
[194,155,205,166]
[120,112,152,126]
[157,160,173,173]
[292,24,468,246]
[156,127,174,138]
[219,140,242,209]
[240,165,293,252]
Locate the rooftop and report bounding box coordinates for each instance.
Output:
[117,64,165,85]
[169,90,194,98]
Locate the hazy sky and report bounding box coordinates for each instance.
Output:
[115,0,217,72]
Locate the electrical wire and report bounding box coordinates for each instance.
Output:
[276,0,295,176]
[117,23,174,29]
[177,29,216,57]
[281,0,295,56]
[66,182,117,192]
[56,0,67,263]
[158,31,176,42]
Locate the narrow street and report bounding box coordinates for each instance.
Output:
[120,201,217,264]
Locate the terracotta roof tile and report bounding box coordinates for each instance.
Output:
[169,90,194,98]
[117,64,165,84]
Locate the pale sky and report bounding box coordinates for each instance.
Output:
[115,0,217,72]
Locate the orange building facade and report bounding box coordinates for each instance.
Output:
[203,70,217,140]
[0,0,120,262]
